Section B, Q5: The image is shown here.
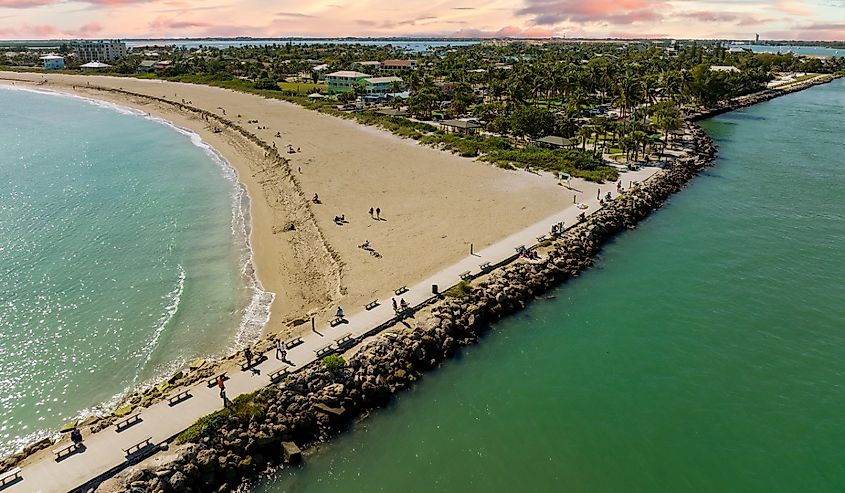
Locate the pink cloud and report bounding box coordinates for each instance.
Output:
[774,0,813,16]
[517,0,667,25]
[450,25,556,37]
[681,11,773,26]
[69,21,103,35]
[0,0,58,7]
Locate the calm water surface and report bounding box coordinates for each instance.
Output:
[0,87,270,456]
[256,79,845,492]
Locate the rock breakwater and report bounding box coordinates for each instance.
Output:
[112,125,716,493]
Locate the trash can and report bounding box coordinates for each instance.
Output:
[432,284,438,295]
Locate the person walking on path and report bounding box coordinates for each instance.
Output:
[392,297,398,313]
[217,375,230,407]
[336,306,345,319]
[244,347,253,368]
[275,339,285,360]
[369,207,374,218]
[375,207,381,220]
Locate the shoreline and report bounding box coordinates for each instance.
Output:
[0,72,839,489]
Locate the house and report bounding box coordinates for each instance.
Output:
[326,70,371,94]
[439,119,482,135]
[364,76,403,95]
[137,60,157,73]
[354,61,382,70]
[40,55,64,70]
[80,61,112,71]
[153,60,172,71]
[710,65,740,73]
[534,135,575,149]
[382,59,416,71]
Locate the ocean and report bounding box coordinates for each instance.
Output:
[0,87,271,457]
[254,79,845,492]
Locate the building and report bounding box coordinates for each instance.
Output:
[40,55,64,70]
[364,76,403,95]
[137,60,157,73]
[73,40,127,63]
[354,61,382,70]
[326,70,371,94]
[80,61,112,71]
[439,119,482,135]
[381,59,416,71]
[709,65,741,73]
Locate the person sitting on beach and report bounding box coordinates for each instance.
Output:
[312,193,320,204]
[276,132,281,138]
[70,428,83,445]
[359,240,371,250]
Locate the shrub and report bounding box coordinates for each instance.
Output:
[444,280,473,298]
[321,354,346,373]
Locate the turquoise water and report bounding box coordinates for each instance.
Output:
[735,44,844,57]
[0,87,270,456]
[256,79,845,492]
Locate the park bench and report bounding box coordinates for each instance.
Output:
[536,234,548,242]
[240,354,267,371]
[515,245,526,253]
[0,467,21,487]
[315,344,335,358]
[364,300,379,310]
[53,442,80,462]
[167,390,192,407]
[114,413,142,432]
[206,373,228,388]
[335,333,355,350]
[459,271,473,281]
[269,367,288,384]
[393,286,408,295]
[479,262,492,272]
[329,317,344,327]
[285,337,303,349]
[123,437,155,460]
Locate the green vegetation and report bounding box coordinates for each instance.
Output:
[445,280,473,298]
[175,386,276,444]
[321,354,346,373]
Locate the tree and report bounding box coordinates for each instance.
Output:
[510,106,554,140]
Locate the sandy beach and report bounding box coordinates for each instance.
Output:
[0,71,616,341]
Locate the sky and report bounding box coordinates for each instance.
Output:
[0,0,843,41]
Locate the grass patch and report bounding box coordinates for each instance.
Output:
[482,147,618,182]
[321,354,346,373]
[444,280,473,298]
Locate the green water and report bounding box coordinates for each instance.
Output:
[0,88,271,456]
[256,79,845,492]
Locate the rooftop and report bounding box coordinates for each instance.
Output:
[327,70,371,78]
[80,61,111,68]
[365,76,403,84]
[440,119,482,129]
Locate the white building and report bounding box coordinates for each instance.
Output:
[40,55,64,70]
[73,40,127,63]
[80,61,112,71]
[710,65,741,73]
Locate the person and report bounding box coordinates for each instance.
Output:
[336,306,344,319]
[217,375,229,406]
[392,297,398,312]
[360,240,371,250]
[375,207,381,220]
[244,347,253,368]
[297,147,301,152]
[400,298,409,311]
[313,193,320,204]
[368,207,374,218]
[70,428,83,445]
[596,189,600,200]
[275,339,285,360]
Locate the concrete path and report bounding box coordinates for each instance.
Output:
[8,166,659,493]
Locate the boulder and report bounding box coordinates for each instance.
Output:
[281,442,301,464]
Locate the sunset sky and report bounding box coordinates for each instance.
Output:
[0,0,842,41]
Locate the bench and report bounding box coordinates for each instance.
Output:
[240,354,267,371]
[123,437,154,458]
[0,467,21,487]
[536,234,548,242]
[364,300,379,310]
[393,286,408,295]
[335,333,355,349]
[53,442,80,461]
[269,367,288,384]
[479,262,492,272]
[315,344,335,358]
[114,413,142,432]
[206,373,228,388]
[459,270,473,281]
[515,245,526,253]
[285,337,303,349]
[329,317,344,327]
[167,390,192,407]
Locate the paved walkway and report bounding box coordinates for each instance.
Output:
[8,166,659,493]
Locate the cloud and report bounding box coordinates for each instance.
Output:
[0,0,57,7]
[774,0,813,15]
[276,12,313,18]
[149,16,210,30]
[69,21,102,35]
[680,11,773,26]
[517,0,667,26]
